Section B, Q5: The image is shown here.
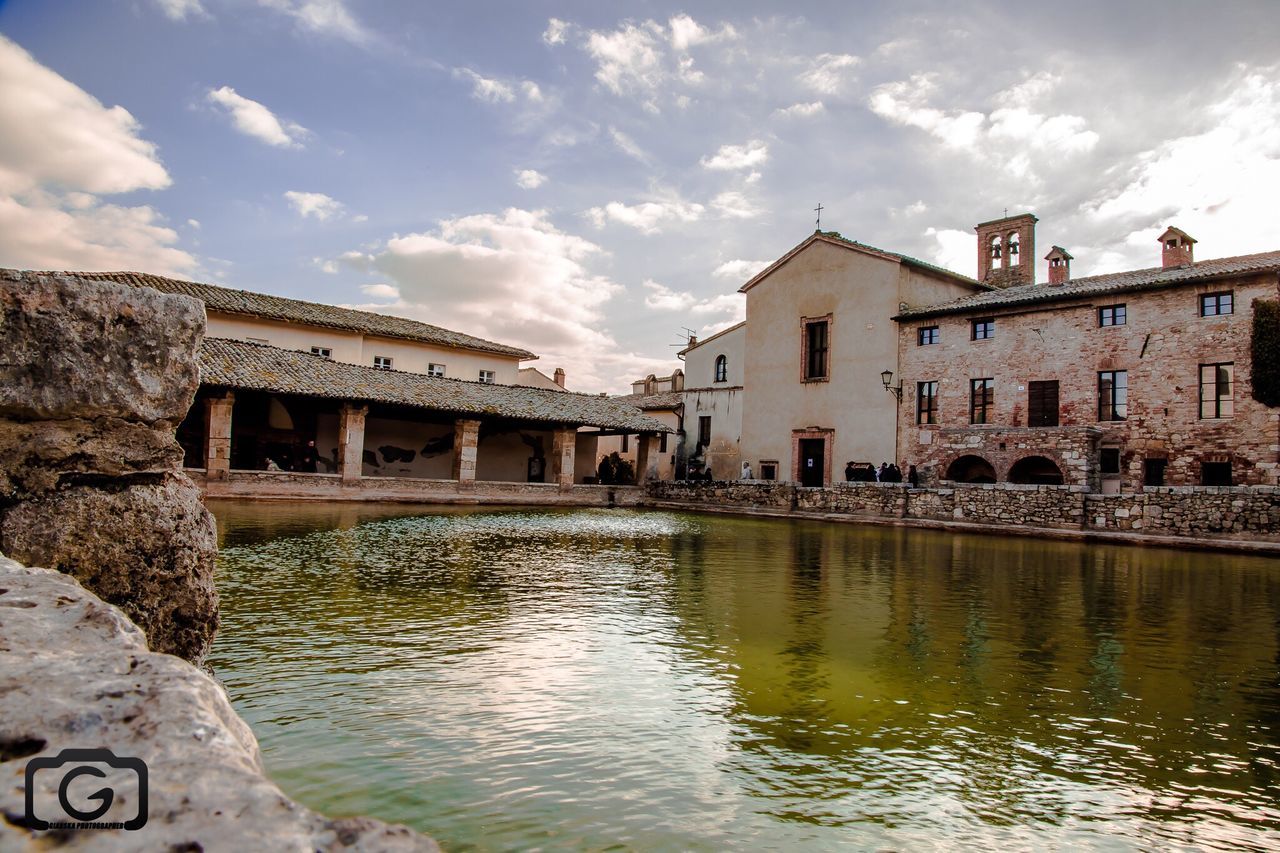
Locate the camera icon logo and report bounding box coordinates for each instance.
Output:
[24,748,148,831]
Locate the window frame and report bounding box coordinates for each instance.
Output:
[917,326,939,346]
[801,315,831,382]
[478,369,496,384]
[1198,362,1235,419]
[427,363,446,378]
[310,346,333,358]
[1027,380,1060,427]
[969,378,994,424]
[1098,304,1127,327]
[971,318,995,341]
[698,415,712,447]
[1097,370,1128,421]
[916,381,938,425]
[714,354,728,383]
[373,355,393,370]
[1200,292,1234,317]
[759,461,778,481]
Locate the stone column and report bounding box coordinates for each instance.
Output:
[635,432,658,484]
[549,426,577,490]
[204,392,234,480]
[337,403,368,484]
[452,419,481,486]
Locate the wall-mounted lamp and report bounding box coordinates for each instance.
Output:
[881,369,902,401]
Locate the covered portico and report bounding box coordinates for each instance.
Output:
[182,338,669,501]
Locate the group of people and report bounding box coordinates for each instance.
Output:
[846,460,919,487]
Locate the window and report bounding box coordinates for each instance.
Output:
[971,318,995,340]
[969,378,994,424]
[1199,362,1234,418]
[698,416,712,447]
[659,432,668,453]
[310,346,332,358]
[760,461,778,481]
[621,434,629,453]
[1144,458,1167,487]
[1098,304,1126,327]
[802,317,830,380]
[428,363,445,378]
[917,326,939,346]
[1100,448,1121,475]
[1200,292,1234,316]
[373,356,393,370]
[1028,380,1059,427]
[1202,461,1233,487]
[714,354,728,383]
[1097,371,1128,421]
[478,370,496,384]
[916,381,938,425]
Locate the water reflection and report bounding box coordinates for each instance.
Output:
[209,502,1280,850]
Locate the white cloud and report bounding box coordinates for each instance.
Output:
[891,200,928,218]
[543,18,569,46]
[207,86,307,148]
[454,68,515,103]
[284,190,344,221]
[713,259,769,281]
[587,21,665,100]
[153,0,208,21]
[700,139,769,171]
[314,257,338,273]
[774,101,825,119]
[186,218,201,228]
[668,14,735,51]
[360,282,399,300]
[609,127,650,163]
[341,208,644,390]
[642,281,744,326]
[711,191,763,219]
[800,53,860,95]
[925,227,978,279]
[585,198,705,234]
[643,279,696,311]
[515,169,547,189]
[0,35,193,275]
[256,0,371,46]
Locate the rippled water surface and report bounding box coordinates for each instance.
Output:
[209,501,1280,850]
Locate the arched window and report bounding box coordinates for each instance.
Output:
[1007,231,1020,264]
[714,354,728,383]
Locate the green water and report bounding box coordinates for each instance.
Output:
[208,502,1280,850]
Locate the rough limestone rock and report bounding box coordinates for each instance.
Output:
[0,270,203,423]
[0,555,438,851]
[0,474,218,662]
[0,417,184,499]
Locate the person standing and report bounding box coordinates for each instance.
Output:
[908,464,920,488]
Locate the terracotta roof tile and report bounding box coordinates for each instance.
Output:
[200,338,669,431]
[57,271,537,359]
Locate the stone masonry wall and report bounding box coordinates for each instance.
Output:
[897,273,1280,490]
[647,481,1280,542]
[0,270,219,662]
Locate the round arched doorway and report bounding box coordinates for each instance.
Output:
[945,455,997,484]
[1007,455,1065,485]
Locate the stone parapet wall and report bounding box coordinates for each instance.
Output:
[647,481,1280,542]
[0,554,436,851]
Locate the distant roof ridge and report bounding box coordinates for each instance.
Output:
[46,270,537,360]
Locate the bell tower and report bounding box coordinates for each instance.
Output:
[975,212,1037,288]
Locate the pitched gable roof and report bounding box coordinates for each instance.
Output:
[56,271,537,360]
[200,338,668,431]
[737,231,986,294]
[895,249,1280,320]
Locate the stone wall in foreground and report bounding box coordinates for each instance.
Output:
[0,270,219,662]
[0,554,437,851]
[647,480,1280,542]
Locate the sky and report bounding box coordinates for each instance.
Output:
[1,0,1278,392]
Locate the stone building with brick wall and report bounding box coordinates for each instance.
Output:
[893,215,1280,491]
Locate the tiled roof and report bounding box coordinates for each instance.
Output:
[896,250,1280,320]
[740,231,986,293]
[611,391,684,411]
[200,338,669,432]
[57,271,536,360]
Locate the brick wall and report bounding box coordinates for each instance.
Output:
[897,274,1280,490]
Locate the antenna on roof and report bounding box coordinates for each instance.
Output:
[673,326,697,360]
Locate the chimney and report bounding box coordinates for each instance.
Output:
[975,212,1038,288]
[553,367,565,388]
[1159,226,1196,268]
[1045,246,1073,285]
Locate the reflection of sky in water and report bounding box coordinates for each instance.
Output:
[210,503,1280,851]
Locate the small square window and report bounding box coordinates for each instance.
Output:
[971,318,994,340]
[310,346,332,358]
[760,461,778,481]
[1200,292,1233,316]
[1201,461,1233,487]
[1098,304,1126,327]
[428,363,445,378]
[1100,448,1121,475]
[478,370,496,384]
[373,356,393,370]
[917,326,939,346]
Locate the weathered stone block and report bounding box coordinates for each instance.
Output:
[0,270,203,423]
[0,474,218,662]
[0,417,183,498]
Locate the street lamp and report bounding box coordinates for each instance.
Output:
[881,369,902,400]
